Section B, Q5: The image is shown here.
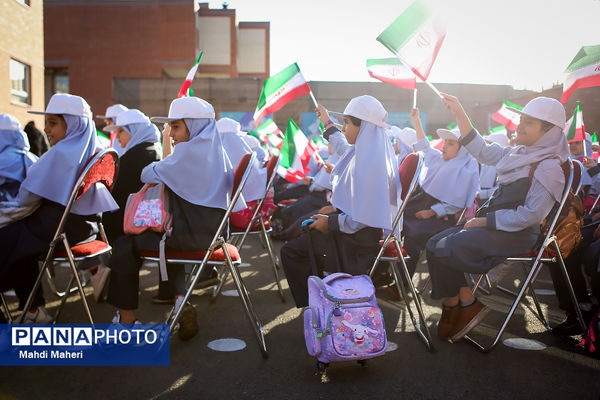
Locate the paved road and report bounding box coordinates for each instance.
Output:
[1,237,599,399]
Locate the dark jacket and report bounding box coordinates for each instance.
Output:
[103,142,161,241]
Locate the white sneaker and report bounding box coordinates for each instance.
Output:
[91,266,111,303]
[111,310,141,325]
[23,307,53,324]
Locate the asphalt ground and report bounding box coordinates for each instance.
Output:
[1,236,599,399]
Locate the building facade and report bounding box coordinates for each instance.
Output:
[43,0,269,118]
[1,0,45,127]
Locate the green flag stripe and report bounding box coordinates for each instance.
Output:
[256,63,302,111]
[376,0,432,53]
[280,119,299,169]
[504,100,523,110]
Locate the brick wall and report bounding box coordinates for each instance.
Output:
[0,0,44,128]
[44,0,197,117]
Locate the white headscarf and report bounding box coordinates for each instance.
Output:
[217,118,267,202]
[0,114,37,183]
[141,118,243,211]
[495,126,569,202]
[123,122,161,153]
[419,135,480,209]
[330,116,402,230]
[20,115,118,215]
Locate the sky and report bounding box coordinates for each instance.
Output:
[208,0,600,91]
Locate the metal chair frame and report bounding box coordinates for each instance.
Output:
[367,152,434,351]
[221,155,285,302]
[466,159,587,352]
[17,149,119,324]
[141,152,268,358]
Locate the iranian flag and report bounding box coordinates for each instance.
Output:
[376,0,446,82]
[254,63,311,125]
[256,118,284,149]
[561,45,600,103]
[177,52,203,98]
[492,100,522,131]
[276,119,315,183]
[96,130,111,148]
[566,101,586,143]
[366,58,416,89]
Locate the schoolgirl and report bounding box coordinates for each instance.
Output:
[0,94,118,323]
[400,108,479,277]
[217,118,275,229]
[426,94,569,343]
[0,114,38,202]
[96,104,129,156]
[106,97,240,340]
[280,95,402,308]
[101,109,162,241]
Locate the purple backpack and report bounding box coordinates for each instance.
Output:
[303,272,387,376]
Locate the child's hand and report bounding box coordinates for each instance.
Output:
[410,108,420,121]
[318,205,335,214]
[324,162,334,173]
[582,156,597,169]
[440,93,465,117]
[415,209,436,219]
[315,104,331,125]
[464,217,486,229]
[309,214,329,232]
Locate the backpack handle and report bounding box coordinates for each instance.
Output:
[323,273,353,285]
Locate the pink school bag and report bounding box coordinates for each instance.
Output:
[303,272,387,379]
[123,183,172,235]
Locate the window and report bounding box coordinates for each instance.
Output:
[10,59,31,105]
[45,68,69,102]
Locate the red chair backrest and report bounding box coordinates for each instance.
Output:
[232,153,253,195]
[398,153,419,200]
[265,155,279,181]
[76,150,119,199]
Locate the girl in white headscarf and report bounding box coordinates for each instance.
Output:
[400,108,479,279]
[101,109,162,242]
[107,97,241,339]
[0,114,38,202]
[570,132,600,212]
[0,94,119,323]
[426,94,570,343]
[281,95,402,308]
[217,118,276,230]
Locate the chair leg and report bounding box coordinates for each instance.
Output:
[62,237,94,324]
[260,218,285,302]
[392,241,434,352]
[0,293,12,323]
[553,240,587,332]
[464,255,545,353]
[18,236,62,323]
[223,243,268,358]
[520,264,551,330]
[53,275,75,323]
[211,265,230,302]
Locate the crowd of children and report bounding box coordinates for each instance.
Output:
[1,88,598,349]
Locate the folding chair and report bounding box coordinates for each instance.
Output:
[466,159,587,352]
[367,152,434,351]
[220,154,285,302]
[494,158,583,298]
[1,293,12,323]
[18,149,119,324]
[139,153,268,357]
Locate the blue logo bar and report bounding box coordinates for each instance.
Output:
[0,324,170,366]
